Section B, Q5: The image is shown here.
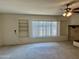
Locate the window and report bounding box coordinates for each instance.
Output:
[19,19,29,37]
[32,21,59,38]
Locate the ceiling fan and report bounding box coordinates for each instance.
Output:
[63,0,79,17]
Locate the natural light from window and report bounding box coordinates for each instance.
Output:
[32,21,58,38]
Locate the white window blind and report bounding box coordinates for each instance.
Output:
[19,19,29,37]
[32,21,59,38]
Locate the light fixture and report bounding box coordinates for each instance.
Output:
[63,12,66,16]
[67,12,72,17]
[63,11,72,17]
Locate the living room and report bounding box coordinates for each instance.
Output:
[0,0,79,59]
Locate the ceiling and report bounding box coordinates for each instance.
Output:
[0,0,78,15]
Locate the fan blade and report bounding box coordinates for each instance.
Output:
[73,7,79,10]
[73,11,79,13]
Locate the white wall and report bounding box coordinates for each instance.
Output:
[2,14,18,45]
[0,14,69,45]
[69,14,79,25]
[0,15,3,45]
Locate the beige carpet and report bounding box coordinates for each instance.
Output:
[0,41,79,59]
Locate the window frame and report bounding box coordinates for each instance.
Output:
[29,20,60,38]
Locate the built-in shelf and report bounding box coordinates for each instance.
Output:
[69,25,79,29]
[68,25,79,41]
[69,25,79,27]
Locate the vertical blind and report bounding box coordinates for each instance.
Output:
[32,21,58,38]
[19,19,29,37]
[18,19,60,38]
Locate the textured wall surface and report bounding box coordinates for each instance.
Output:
[0,14,68,45]
[69,14,79,25]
